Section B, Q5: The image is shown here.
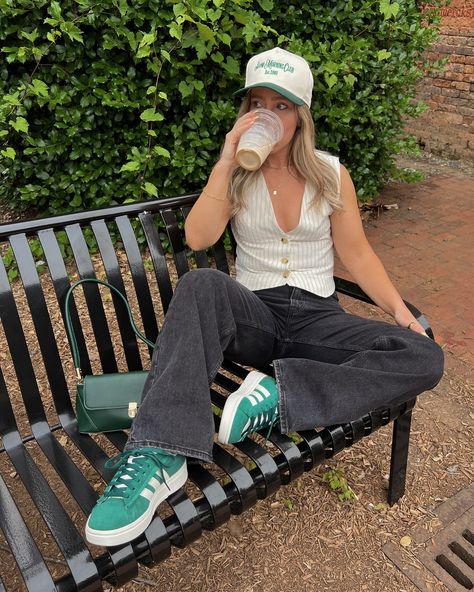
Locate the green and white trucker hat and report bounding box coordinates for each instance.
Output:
[234,47,314,107]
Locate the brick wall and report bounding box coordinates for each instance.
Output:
[404,1,474,160]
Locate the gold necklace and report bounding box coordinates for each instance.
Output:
[264,163,290,195]
[264,163,288,170]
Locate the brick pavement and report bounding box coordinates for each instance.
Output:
[334,173,474,370]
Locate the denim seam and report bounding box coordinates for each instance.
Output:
[273,361,289,434]
[283,337,365,353]
[235,319,275,334]
[124,439,213,463]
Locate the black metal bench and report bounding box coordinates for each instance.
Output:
[0,194,432,591]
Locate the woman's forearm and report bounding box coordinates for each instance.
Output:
[185,111,257,252]
[343,248,415,325]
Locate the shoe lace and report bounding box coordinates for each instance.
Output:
[242,404,279,442]
[102,450,169,502]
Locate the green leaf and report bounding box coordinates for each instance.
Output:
[257,0,274,11]
[139,30,157,47]
[161,49,171,62]
[10,117,29,133]
[49,1,62,20]
[379,0,400,20]
[173,2,187,18]
[324,73,337,88]
[30,79,49,98]
[21,28,39,44]
[143,181,158,197]
[136,44,151,59]
[153,146,170,158]
[196,22,216,44]
[46,30,60,42]
[169,21,182,40]
[377,49,392,61]
[222,56,240,75]
[69,194,82,207]
[344,74,357,87]
[120,161,140,172]
[140,108,164,122]
[60,22,84,44]
[207,8,222,22]
[1,147,16,160]
[217,32,231,46]
[178,81,194,98]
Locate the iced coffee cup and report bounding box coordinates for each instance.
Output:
[236,109,284,171]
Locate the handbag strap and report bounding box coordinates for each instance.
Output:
[64,278,155,379]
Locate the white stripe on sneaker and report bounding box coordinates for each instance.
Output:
[255,385,271,398]
[149,476,161,490]
[140,488,154,501]
[250,390,264,403]
[246,394,258,406]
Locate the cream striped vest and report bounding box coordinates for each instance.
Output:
[230,150,340,297]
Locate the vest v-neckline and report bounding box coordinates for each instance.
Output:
[260,172,306,234]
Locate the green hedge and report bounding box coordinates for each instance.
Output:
[0,0,444,216]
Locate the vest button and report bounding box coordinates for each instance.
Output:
[281,257,289,264]
[282,270,290,278]
[281,237,289,244]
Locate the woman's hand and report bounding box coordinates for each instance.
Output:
[219,111,257,167]
[394,309,428,336]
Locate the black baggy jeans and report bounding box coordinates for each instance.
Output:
[125,268,444,462]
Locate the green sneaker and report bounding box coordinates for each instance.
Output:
[218,371,279,445]
[85,448,187,546]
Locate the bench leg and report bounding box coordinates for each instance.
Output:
[387,410,413,505]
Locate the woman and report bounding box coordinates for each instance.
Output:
[85,47,444,547]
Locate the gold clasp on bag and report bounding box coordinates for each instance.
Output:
[128,402,138,418]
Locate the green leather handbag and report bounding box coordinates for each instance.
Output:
[64,278,155,434]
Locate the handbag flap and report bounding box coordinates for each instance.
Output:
[81,371,148,411]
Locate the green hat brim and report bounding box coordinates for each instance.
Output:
[233,82,305,106]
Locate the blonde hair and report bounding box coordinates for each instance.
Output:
[228,94,342,215]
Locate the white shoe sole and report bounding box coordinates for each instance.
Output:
[85,462,188,546]
[217,371,268,445]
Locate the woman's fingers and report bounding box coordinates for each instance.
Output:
[408,320,428,337]
[220,112,257,164]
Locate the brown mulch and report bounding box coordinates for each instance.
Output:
[0,152,473,592]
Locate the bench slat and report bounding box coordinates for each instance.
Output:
[0,246,49,431]
[0,474,56,592]
[115,215,159,345]
[38,228,86,419]
[209,238,231,275]
[234,437,282,499]
[10,233,74,421]
[4,445,101,591]
[267,431,306,484]
[160,209,189,278]
[212,444,258,514]
[187,462,231,530]
[64,223,118,374]
[91,219,145,371]
[139,211,174,313]
[164,490,202,548]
